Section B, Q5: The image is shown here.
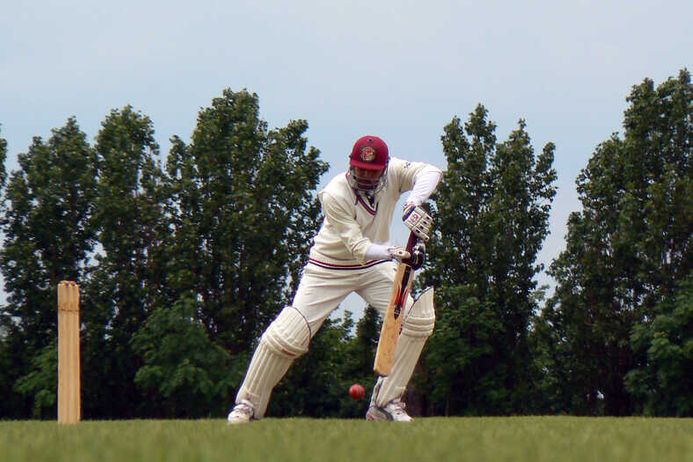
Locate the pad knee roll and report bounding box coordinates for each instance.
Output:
[263,306,311,358]
[401,287,435,338]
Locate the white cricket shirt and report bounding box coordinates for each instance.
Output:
[308,157,434,269]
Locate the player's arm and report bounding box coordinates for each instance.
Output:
[393,159,442,241]
[397,160,443,209]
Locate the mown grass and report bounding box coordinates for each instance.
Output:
[1,417,691,462]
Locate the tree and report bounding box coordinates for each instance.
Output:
[131,294,232,417]
[0,126,6,189]
[625,273,693,416]
[0,127,11,417]
[344,305,381,382]
[162,89,328,413]
[0,119,97,417]
[542,69,692,415]
[148,89,331,416]
[82,106,165,418]
[422,105,556,415]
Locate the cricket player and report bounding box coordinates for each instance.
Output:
[228,135,442,423]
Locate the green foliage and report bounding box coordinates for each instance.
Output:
[13,344,57,418]
[0,129,8,415]
[131,295,232,418]
[423,105,556,415]
[541,69,692,415]
[426,286,504,414]
[2,119,97,313]
[0,126,7,190]
[339,305,382,416]
[625,273,693,416]
[344,305,381,381]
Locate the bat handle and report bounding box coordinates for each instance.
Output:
[405,232,418,252]
[410,242,426,270]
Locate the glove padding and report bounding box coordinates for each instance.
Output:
[402,205,433,242]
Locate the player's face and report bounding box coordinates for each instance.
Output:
[352,166,385,192]
[353,167,384,182]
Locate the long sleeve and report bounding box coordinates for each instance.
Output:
[404,165,443,206]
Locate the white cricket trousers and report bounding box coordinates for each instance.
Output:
[293,260,413,334]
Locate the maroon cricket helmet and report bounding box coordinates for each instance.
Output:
[349,135,389,171]
[347,135,389,194]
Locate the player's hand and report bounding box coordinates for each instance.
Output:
[365,243,410,261]
[410,242,426,270]
[402,201,420,220]
[402,204,433,242]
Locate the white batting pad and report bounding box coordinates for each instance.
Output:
[236,306,311,418]
[371,287,435,407]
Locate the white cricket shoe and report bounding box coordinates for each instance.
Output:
[227,400,255,425]
[366,399,413,422]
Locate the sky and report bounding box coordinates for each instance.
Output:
[0,0,691,313]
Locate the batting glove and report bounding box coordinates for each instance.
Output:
[402,205,433,242]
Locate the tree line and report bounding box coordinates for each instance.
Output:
[0,69,690,419]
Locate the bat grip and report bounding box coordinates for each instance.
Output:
[405,232,418,252]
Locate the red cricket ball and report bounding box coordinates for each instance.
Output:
[349,383,366,400]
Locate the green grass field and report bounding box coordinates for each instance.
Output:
[1,417,691,462]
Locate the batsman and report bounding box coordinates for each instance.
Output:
[228,135,442,423]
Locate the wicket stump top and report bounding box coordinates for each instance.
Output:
[58,281,80,313]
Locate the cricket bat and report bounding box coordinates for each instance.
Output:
[373,231,422,376]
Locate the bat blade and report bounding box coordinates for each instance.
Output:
[374,203,430,376]
[373,232,419,376]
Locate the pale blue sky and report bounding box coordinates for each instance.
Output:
[1,1,691,310]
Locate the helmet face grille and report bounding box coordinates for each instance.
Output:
[347,167,388,195]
